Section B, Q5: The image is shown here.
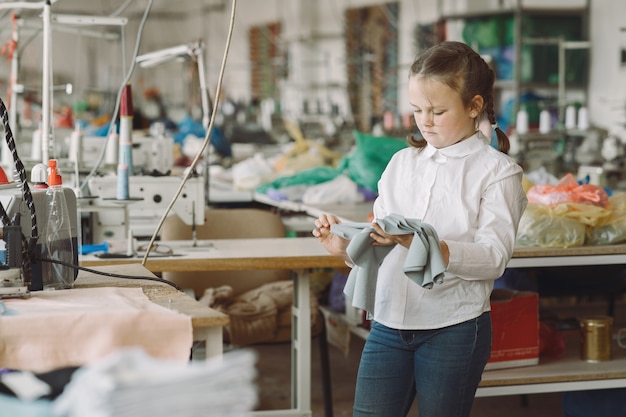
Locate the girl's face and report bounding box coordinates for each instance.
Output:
[409,75,481,149]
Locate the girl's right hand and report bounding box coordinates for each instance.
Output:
[312,214,350,259]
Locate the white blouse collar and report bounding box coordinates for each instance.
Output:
[422,131,487,160]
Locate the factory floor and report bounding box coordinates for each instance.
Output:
[246,295,626,417]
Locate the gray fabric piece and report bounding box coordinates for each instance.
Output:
[331,213,446,315]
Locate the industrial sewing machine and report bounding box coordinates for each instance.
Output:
[75,131,175,175]
[85,173,205,242]
[0,184,79,296]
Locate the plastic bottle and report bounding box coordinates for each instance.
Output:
[539,109,551,134]
[578,106,589,130]
[565,105,577,130]
[515,106,529,135]
[68,122,83,165]
[42,159,74,290]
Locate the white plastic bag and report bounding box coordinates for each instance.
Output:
[302,174,364,205]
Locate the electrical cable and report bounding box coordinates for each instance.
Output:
[110,0,136,17]
[34,256,183,291]
[141,0,237,265]
[0,96,37,285]
[79,0,153,195]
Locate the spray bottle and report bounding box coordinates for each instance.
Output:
[42,159,74,290]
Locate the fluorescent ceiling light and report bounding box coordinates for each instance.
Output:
[136,44,194,68]
[52,14,128,27]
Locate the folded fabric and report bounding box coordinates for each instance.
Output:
[0,287,193,372]
[331,213,446,315]
[52,347,258,417]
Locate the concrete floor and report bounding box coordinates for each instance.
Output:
[248,296,626,417]
[252,336,566,417]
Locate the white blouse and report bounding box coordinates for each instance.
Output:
[370,131,527,329]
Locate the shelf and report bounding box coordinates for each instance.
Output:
[518,128,590,140]
[440,1,590,132]
[441,6,589,21]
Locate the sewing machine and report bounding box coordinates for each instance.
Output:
[69,131,175,174]
[85,174,205,242]
[0,184,79,295]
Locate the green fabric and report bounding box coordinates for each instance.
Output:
[256,130,408,195]
[255,166,339,194]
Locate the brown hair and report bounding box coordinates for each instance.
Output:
[407,41,509,154]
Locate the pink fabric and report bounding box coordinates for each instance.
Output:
[0,287,192,372]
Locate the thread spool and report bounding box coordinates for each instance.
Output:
[105,132,119,166]
[565,105,577,130]
[116,131,131,200]
[68,123,83,165]
[580,315,613,362]
[31,124,42,161]
[116,84,133,200]
[539,109,551,134]
[578,106,589,130]
[515,108,528,134]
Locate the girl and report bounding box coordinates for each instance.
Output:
[313,41,527,417]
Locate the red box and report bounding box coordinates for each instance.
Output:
[485,289,540,370]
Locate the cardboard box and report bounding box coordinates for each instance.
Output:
[486,289,540,370]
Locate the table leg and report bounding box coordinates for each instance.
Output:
[292,268,312,414]
[193,326,224,361]
[253,269,313,417]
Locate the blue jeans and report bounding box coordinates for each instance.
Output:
[353,312,492,417]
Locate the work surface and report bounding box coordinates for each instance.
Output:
[81,237,348,271]
[81,238,626,271]
[74,264,229,361]
[74,264,229,330]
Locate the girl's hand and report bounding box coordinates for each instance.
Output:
[370,222,414,248]
[312,214,350,259]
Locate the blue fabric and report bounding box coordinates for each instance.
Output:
[331,214,446,315]
[174,117,232,158]
[0,394,53,417]
[353,313,492,417]
[328,271,349,313]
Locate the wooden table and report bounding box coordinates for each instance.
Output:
[81,238,338,417]
[81,238,347,271]
[80,239,626,415]
[74,264,229,360]
[81,239,626,271]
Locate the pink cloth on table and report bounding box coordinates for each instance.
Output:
[0,287,193,372]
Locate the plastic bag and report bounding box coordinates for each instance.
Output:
[516,203,586,248]
[587,192,626,245]
[551,202,611,227]
[302,174,364,205]
[337,130,407,193]
[232,153,277,191]
[527,173,610,208]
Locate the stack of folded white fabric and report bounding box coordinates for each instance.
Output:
[52,348,258,417]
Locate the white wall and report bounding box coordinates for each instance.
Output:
[587,0,626,136]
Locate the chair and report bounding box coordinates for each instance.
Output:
[160,208,290,298]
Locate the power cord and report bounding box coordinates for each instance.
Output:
[34,256,183,291]
[141,0,238,265]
